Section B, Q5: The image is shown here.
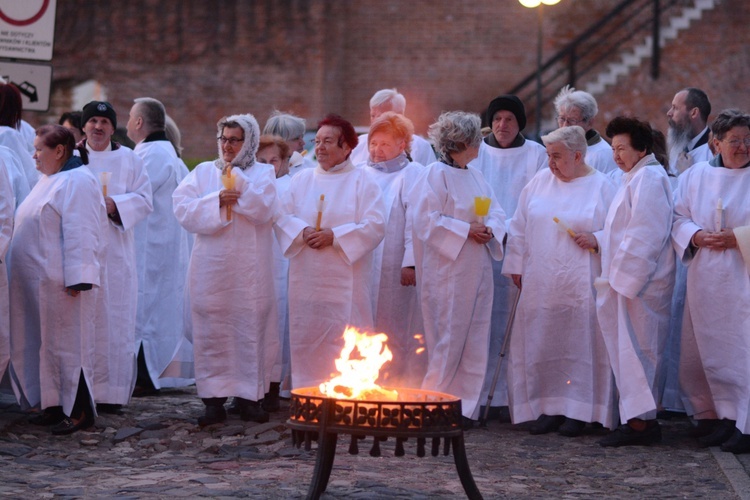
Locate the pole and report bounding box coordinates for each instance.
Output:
[535,4,543,139]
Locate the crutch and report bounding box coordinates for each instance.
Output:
[479,286,521,427]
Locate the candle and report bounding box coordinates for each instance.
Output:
[316,194,325,231]
[474,196,491,224]
[99,172,112,197]
[221,165,236,221]
[715,198,724,232]
[553,216,595,254]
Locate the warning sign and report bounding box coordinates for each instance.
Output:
[0,0,57,61]
[0,60,52,111]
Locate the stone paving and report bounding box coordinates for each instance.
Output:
[0,387,746,499]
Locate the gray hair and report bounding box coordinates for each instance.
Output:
[428,111,482,159]
[369,88,406,114]
[541,125,588,156]
[263,111,306,141]
[133,97,166,132]
[164,114,183,158]
[710,109,750,140]
[553,85,598,122]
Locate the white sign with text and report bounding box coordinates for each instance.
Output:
[0,0,57,61]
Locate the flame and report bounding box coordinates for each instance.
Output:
[319,326,398,401]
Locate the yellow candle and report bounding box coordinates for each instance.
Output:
[221,165,236,221]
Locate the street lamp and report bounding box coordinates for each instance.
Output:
[519,0,561,139]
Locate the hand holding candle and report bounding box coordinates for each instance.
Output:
[316,194,325,231]
[474,196,491,224]
[553,216,596,254]
[221,165,236,221]
[99,172,112,197]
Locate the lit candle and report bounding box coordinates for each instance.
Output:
[316,194,325,231]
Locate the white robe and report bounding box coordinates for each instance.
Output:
[413,162,506,419]
[271,173,292,394]
[672,161,750,430]
[366,161,426,388]
[174,161,278,400]
[0,146,29,208]
[8,164,107,415]
[351,134,435,168]
[133,140,191,389]
[0,127,37,189]
[586,136,619,174]
[86,145,153,405]
[502,168,618,428]
[469,138,546,408]
[274,159,386,389]
[0,163,13,384]
[594,155,674,422]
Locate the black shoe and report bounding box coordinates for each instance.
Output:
[132,386,160,398]
[688,419,718,438]
[51,414,95,435]
[721,430,750,454]
[198,405,227,427]
[96,403,123,415]
[599,421,661,447]
[29,407,65,426]
[240,401,270,423]
[261,393,280,412]
[227,397,241,415]
[698,419,736,447]
[461,416,476,430]
[529,414,565,435]
[558,418,586,437]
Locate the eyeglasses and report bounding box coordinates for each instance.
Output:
[722,137,750,148]
[556,116,586,126]
[218,136,244,146]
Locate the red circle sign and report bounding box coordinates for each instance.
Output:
[0,0,50,27]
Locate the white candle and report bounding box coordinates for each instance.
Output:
[715,198,724,232]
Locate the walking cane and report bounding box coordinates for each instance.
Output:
[479,286,521,427]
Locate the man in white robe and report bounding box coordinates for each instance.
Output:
[594,117,674,447]
[662,87,714,413]
[174,114,278,425]
[349,89,436,167]
[553,85,619,175]
[468,95,546,418]
[671,110,750,452]
[127,98,191,396]
[274,115,386,389]
[82,101,154,412]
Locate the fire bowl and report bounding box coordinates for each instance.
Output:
[287,387,482,500]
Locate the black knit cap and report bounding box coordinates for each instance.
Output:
[82,101,117,129]
[486,94,526,132]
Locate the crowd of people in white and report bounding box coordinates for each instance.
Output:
[0,82,748,456]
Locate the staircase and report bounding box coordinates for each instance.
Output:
[585,0,717,95]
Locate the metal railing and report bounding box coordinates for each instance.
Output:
[508,0,692,135]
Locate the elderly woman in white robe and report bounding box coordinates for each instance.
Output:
[587,117,675,447]
[672,109,750,453]
[413,111,506,425]
[9,125,107,434]
[364,112,426,388]
[503,126,617,437]
[274,114,386,390]
[174,114,278,426]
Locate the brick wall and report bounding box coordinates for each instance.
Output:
[23,0,749,160]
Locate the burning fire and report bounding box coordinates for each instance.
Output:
[319,326,399,401]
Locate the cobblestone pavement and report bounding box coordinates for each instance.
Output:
[0,387,747,499]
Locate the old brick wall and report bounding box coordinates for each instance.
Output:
[23,0,749,160]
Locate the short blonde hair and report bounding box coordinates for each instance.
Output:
[368,111,414,155]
